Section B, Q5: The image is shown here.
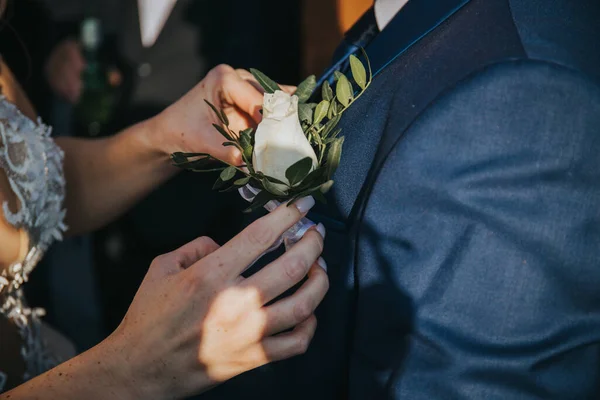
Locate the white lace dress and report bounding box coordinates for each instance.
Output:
[0,96,69,391]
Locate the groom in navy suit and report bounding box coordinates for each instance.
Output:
[201,0,600,398]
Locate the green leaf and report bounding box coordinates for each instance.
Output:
[322,81,333,101]
[313,189,328,204]
[327,128,342,140]
[262,174,288,186]
[320,180,334,194]
[243,190,275,213]
[295,75,317,103]
[333,71,344,81]
[173,152,210,157]
[212,177,227,190]
[212,124,233,141]
[312,131,323,146]
[250,68,281,94]
[262,178,288,196]
[223,142,241,149]
[240,127,254,137]
[285,157,314,186]
[204,100,225,124]
[239,128,254,162]
[325,137,345,179]
[327,100,338,119]
[314,100,329,126]
[220,166,237,181]
[301,166,325,186]
[321,114,341,137]
[287,183,325,206]
[171,152,223,172]
[349,55,367,90]
[171,152,191,164]
[298,103,314,124]
[336,75,353,107]
[234,176,251,186]
[220,183,245,193]
[220,109,230,126]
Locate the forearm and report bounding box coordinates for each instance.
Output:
[55,64,265,236]
[0,340,147,400]
[57,117,177,235]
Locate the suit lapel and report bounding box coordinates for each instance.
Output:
[312,0,473,228]
[367,0,472,78]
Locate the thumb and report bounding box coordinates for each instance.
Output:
[222,72,264,124]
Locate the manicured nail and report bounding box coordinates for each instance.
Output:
[294,196,315,214]
[317,257,327,272]
[316,223,326,239]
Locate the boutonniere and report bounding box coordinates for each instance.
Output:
[171,53,372,213]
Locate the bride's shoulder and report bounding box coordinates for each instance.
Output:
[0,58,38,121]
[0,95,45,139]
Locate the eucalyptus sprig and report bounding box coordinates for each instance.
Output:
[171,52,372,213]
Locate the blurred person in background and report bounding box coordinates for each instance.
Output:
[78,0,302,333]
[302,0,372,76]
[0,0,104,351]
[2,0,304,339]
[0,0,329,394]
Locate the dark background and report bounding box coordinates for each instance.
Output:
[0,0,366,351]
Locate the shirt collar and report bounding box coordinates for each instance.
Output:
[138,0,178,47]
[374,0,410,29]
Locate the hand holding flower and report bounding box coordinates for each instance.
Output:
[154,65,265,166]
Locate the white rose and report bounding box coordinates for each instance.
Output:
[252,90,318,191]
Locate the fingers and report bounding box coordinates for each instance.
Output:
[240,228,324,304]
[175,236,221,269]
[235,68,295,95]
[156,236,220,276]
[262,264,328,336]
[219,67,264,123]
[261,315,317,362]
[47,40,86,103]
[280,85,296,94]
[197,197,316,280]
[234,69,263,94]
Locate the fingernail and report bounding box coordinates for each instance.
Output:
[294,196,315,214]
[316,223,326,239]
[317,257,327,272]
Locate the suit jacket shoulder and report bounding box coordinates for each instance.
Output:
[509,0,600,83]
[355,57,600,399]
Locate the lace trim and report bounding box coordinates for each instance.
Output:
[1,289,60,387]
[0,97,67,295]
[0,96,67,385]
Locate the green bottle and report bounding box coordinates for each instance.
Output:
[75,18,116,137]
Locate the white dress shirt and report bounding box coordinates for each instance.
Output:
[138,0,178,47]
[136,0,406,48]
[375,0,410,29]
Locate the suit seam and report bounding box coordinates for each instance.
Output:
[506,0,529,58]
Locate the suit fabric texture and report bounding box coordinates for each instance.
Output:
[200,0,600,399]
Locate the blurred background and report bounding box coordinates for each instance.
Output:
[0,0,370,352]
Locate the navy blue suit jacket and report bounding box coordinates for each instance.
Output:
[200,0,600,398]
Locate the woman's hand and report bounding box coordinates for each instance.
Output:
[105,197,326,398]
[44,39,86,103]
[153,65,266,166]
[1,197,326,400]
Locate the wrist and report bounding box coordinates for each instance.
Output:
[139,114,170,160]
[93,332,163,400]
[133,114,181,180]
